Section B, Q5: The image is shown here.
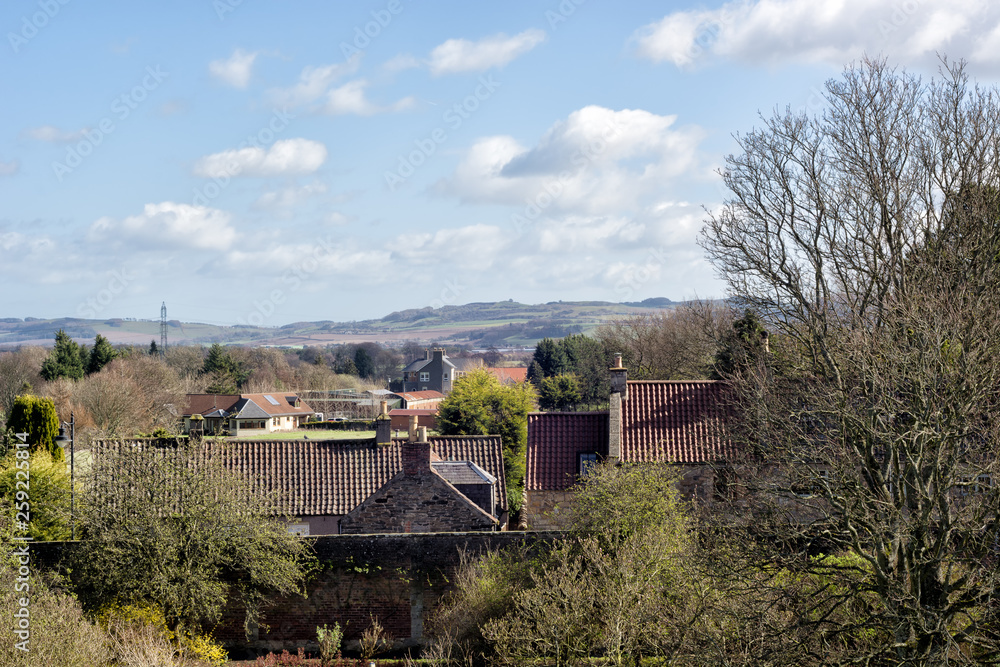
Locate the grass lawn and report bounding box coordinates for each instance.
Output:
[220,430,378,440]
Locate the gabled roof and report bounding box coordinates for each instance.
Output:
[240,393,313,417]
[620,381,733,463]
[526,411,609,491]
[183,394,240,417]
[158,435,507,518]
[402,358,430,373]
[228,398,271,420]
[485,367,528,384]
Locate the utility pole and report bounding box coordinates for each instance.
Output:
[160,301,168,356]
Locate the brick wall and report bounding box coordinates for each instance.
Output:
[30,532,561,656]
[219,532,560,654]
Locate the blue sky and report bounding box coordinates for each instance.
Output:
[3,0,999,326]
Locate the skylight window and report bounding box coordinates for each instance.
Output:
[263,394,280,406]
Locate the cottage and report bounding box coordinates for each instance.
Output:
[524,355,733,529]
[181,392,314,435]
[93,426,508,535]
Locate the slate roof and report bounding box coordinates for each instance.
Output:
[526,411,610,491]
[433,461,497,485]
[229,398,271,420]
[620,381,733,463]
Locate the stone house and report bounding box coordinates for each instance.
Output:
[93,426,508,535]
[524,356,733,529]
[401,348,457,393]
[339,427,499,534]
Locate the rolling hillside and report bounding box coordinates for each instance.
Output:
[0,298,678,349]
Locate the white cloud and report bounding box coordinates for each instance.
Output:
[390,224,511,269]
[268,55,361,107]
[88,202,236,251]
[194,138,328,178]
[0,160,18,176]
[324,211,353,226]
[429,29,546,75]
[218,241,392,279]
[632,0,1000,68]
[320,79,415,116]
[440,106,705,215]
[209,48,258,88]
[383,53,421,72]
[23,125,87,143]
[253,182,328,210]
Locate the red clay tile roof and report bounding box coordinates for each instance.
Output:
[240,393,314,417]
[620,381,732,463]
[526,411,609,491]
[96,436,506,518]
[485,367,528,383]
[183,394,240,417]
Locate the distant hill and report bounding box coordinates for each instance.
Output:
[0,299,682,349]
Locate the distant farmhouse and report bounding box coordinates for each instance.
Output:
[401,348,457,393]
[182,393,314,436]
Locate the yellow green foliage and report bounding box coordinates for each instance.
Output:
[94,602,228,666]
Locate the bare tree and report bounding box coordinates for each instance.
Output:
[594,301,731,380]
[701,57,1000,664]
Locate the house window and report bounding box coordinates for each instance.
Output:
[419,372,430,382]
[287,522,310,537]
[959,474,993,496]
[443,374,448,381]
[579,453,598,477]
[714,468,741,502]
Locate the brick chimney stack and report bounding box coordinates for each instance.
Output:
[608,353,628,463]
[610,353,628,399]
[375,400,391,445]
[403,426,431,475]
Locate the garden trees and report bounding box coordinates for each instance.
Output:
[700,56,1000,664]
[529,335,610,408]
[86,334,117,375]
[537,374,581,412]
[40,329,86,381]
[0,449,70,540]
[0,346,45,425]
[438,369,537,502]
[594,301,730,381]
[74,440,314,639]
[78,356,185,438]
[201,343,247,394]
[434,463,708,667]
[5,394,61,458]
